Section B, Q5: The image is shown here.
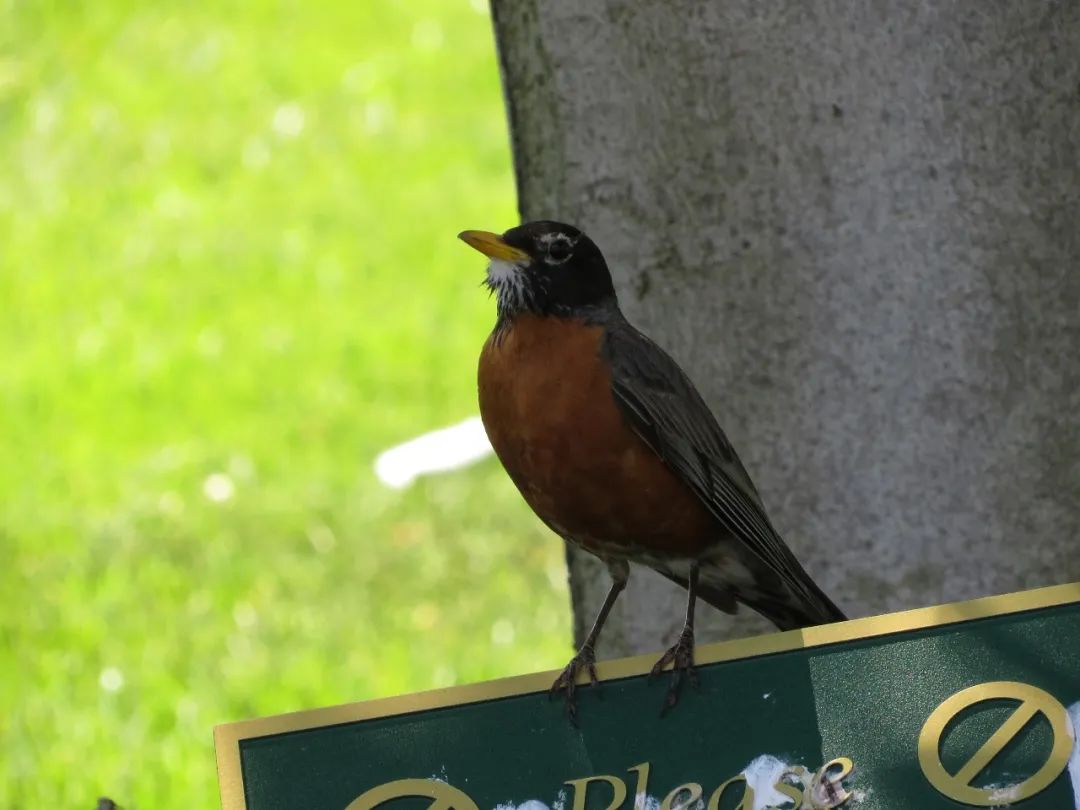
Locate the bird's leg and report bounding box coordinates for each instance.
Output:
[550,559,629,725]
[649,562,699,715]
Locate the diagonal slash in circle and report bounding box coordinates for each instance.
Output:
[918,681,1075,806]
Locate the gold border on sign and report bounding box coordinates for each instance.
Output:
[214,580,1080,810]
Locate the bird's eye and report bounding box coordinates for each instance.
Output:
[547,238,572,262]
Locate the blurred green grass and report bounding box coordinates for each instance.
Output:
[0,1,572,805]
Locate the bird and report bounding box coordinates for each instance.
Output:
[459,221,846,720]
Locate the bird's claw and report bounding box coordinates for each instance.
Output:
[649,626,697,715]
[550,645,599,725]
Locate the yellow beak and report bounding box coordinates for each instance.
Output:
[458,230,530,262]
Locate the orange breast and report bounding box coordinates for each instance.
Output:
[477,314,715,559]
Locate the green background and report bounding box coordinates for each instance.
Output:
[1,1,573,806]
[238,604,1080,810]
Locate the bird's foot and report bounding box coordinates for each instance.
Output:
[649,625,698,715]
[550,644,599,726]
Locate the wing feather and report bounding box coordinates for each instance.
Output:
[602,319,845,625]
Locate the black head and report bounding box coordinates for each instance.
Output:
[458,220,617,319]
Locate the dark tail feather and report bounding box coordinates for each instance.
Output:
[658,569,846,632]
[739,579,847,631]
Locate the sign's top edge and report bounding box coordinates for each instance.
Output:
[213,580,1080,746]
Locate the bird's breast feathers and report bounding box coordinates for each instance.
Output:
[478,314,716,558]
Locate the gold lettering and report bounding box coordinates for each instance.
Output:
[660,783,702,810]
[565,774,628,810]
[706,775,753,810]
[344,778,479,810]
[627,763,651,810]
[773,764,810,808]
[770,781,803,808]
[918,681,1073,806]
[808,758,853,808]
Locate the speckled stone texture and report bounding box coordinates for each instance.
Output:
[489,1,1080,657]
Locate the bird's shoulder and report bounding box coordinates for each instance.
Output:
[599,316,766,511]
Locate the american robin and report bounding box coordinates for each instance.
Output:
[459,221,846,719]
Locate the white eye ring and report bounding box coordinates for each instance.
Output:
[545,237,573,263]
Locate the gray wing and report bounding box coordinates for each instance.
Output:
[602,318,845,626]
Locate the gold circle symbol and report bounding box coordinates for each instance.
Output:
[345,778,481,810]
[917,681,1074,806]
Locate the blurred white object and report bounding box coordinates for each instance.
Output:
[374,416,493,489]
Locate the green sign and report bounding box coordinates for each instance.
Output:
[216,583,1080,810]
